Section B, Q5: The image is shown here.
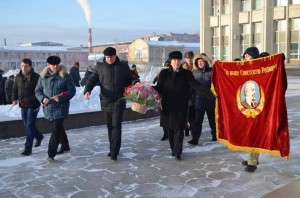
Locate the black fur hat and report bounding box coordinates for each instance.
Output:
[47,56,61,65]
[169,51,182,60]
[243,47,260,59]
[104,47,116,56]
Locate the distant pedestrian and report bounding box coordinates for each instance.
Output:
[84,47,138,161]
[70,62,81,87]
[81,65,94,87]
[181,51,196,136]
[130,64,140,80]
[12,58,44,156]
[0,69,3,85]
[5,75,15,104]
[0,76,7,105]
[35,56,76,161]
[152,59,171,85]
[153,59,171,141]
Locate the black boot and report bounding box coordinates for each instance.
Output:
[188,139,198,145]
[185,128,189,136]
[244,165,257,172]
[21,150,32,156]
[161,135,168,141]
[34,136,44,147]
[57,146,70,154]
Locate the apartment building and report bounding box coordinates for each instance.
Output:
[0,46,88,72]
[200,0,300,64]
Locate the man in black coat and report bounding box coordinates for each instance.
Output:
[12,58,44,156]
[84,47,138,161]
[154,51,215,160]
[69,62,81,87]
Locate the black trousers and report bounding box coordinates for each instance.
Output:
[168,129,184,157]
[104,109,124,157]
[191,109,216,141]
[48,119,69,158]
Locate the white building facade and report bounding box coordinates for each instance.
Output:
[200,0,300,64]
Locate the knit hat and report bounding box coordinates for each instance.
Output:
[47,56,61,65]
[169,51,182,60]
[184,51,194,58]
[260,52,270,58]
[243,47,260,59]
[103,47,116,56]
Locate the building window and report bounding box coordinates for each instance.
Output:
[253,22,262,51]
[253,0,262,10]
[212,27,220,60]
[212,0,219,16]
[290,18,300,59]
[241,0,250,11]
[276,0,288,6]
[241,24,250,55]
[222,0,229,14]
[275,20,287,54]
[292,0,300,4]
[222,26,229,60]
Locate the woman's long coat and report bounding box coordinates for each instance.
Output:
[154,67,214,131]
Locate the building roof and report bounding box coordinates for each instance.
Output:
[0,46,88,52]
[143,40,200,48]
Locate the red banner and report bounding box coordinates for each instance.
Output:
[211,53,289,158]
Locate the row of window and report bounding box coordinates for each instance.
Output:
[0,52,87,59]
[211,18,300,60]
[212,0,300,15]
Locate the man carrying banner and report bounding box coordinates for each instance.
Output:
[240,47,261,172]
[211,47,289,173]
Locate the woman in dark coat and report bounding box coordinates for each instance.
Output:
[154,51,215,160]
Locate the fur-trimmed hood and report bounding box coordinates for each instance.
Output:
[40,65,68,78]
[193,54,212,70]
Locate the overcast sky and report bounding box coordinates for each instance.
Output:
[0,0,200,47]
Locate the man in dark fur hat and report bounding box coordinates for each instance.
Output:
[84,47,138,161]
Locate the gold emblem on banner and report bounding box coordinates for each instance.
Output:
[237,84,265,118]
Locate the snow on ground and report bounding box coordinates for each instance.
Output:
[0,66,163,121]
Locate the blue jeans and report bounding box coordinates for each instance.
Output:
[21,108,44,152]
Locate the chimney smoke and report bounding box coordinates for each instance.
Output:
[88,28,92,53]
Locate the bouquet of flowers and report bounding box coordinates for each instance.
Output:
[123,82,161,114]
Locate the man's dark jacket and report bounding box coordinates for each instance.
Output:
[84,57,136,112]
[12,69,40,109]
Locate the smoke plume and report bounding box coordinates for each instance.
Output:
[76,0,91,27]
